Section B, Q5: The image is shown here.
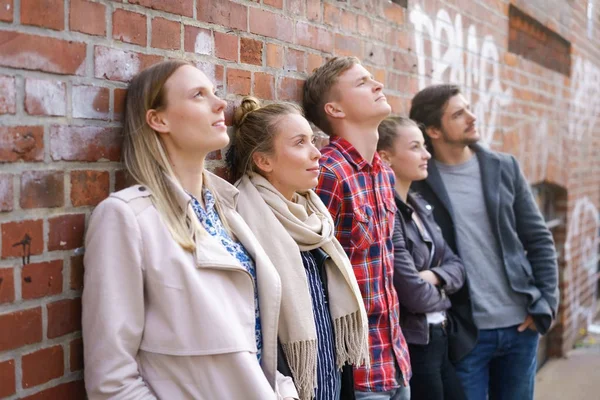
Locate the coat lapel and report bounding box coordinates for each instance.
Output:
[425,159,456,220]
[474,144,501,239]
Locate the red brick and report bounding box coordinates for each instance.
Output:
[21,0,64,30]
[130,0,193,17]
[113,9,147,46]
[20,171,64,209]
[0,75,16,114]
[253,72,274,100]
[383,2,405,25]
[266,43,284,68]
[285,48,305,72]
[70,170,110,207]
[22,261,63,299]
[335,33,363,57]
[184,25,212,55]
[0,174,13,212]
[0,0,13,22]
[72,85,110,120]
[197,0,247,31]
[195,62,224,89]
[278,77,303,102]
[22,345,64,388]
[0,359,15,397]
[340,9,357,32]
[0,268,14,304]
[95,46,162,82]
[69,338,84,371]
[307,0,321,21]
[21,380,86,400]
[1,219,44,259]
[240,38,263,66]
[113,88,127,121]
[70,255,84,290]
[47,298,82,339]
[25,79,67,116]
[152,17,180,50]
[287,0,304,16]
[264,0,283,9]
[227,68,251,95]
[295,22,333,52]
[323,3,340,27]
[249,8,293,42]
[357,15,371,36]
[115,169,134,192]
[48,214,86,251]
[50,125,122,162]
[70,0,106,36]
[0,308,42,351]
[307,53,323,73]
[0,31,86,75]
[214,32,238,62]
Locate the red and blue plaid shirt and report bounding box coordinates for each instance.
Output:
[314,136,411,392]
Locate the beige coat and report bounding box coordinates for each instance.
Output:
[82,172,298,400]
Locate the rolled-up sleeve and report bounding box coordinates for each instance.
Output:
[83,197,157,400]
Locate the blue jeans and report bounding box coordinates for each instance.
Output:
[454,325,539,400]
[355,385,410,400]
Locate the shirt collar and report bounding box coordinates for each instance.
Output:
[329,136,383,173]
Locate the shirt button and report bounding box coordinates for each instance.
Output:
[139,186,146,191]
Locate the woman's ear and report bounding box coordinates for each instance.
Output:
[378,149,392,166]
[252,151,273,174]
[146,109,170,134]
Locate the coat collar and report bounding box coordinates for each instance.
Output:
[165,170,239,213]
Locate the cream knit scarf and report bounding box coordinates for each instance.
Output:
[236,173,369,400]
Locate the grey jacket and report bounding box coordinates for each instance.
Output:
[392,192,466,345]
[412,144,559,361]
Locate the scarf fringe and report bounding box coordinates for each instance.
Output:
[281,340,318,400]
[334,311,371,370]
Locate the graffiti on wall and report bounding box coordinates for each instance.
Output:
[409,4,513,145]
[568,56,600,142]
[564,197,600,333]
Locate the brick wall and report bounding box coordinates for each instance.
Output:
[0,0,598,397]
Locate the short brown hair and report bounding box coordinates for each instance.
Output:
[302,56,360,136]
[377,117,420,152]
[226,96,302,182]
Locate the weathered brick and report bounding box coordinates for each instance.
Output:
[197,0,247,31]
[253,72,275,100]
[295,22,333,53]
[20,170,64,209]
[69,338,84,371]
[21,380,86,400]
[0,0,13,22]
[0,308,42,351]
[50,125,122,162]
[307,53,323,73]
[72,85,110,120]
[240,38,262,66]
[264,0,283,9]
[0,75,16,114]
[285,48,305,72]
[70,170,110,206]
[21,0,64,30]
[1,219,44,259]
[22,260,63,300]
[152,17,181,50]
[0,174,13,212]
[266,43,284,68]
[22,345,64,388]
[115,169,134,192]
[184,25,213,55]
[249,8,294,42]
[340,9,357,32]
[113,9,147,46]
[214,32,238,62]
[287,0,304,16]
[70,255,84,290]
[0,32,86,75]
[307,0,321,21]
[383,1,405,25]
[226,68,251,95]
[278,77,303,102]
[25,79,66,116]
[335,33,363,57]
[70,0,106,36]
[0,268,14,304]
[0,359,15,397]
[323,2,340,27]
[94,46,162,82]
[48,214,86,251]
[47,298,82,338]
[130,0,193,17]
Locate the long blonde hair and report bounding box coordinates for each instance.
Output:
[122,60,211,252]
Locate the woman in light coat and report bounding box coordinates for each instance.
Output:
[82,61,298,400]
[226,97,370,400]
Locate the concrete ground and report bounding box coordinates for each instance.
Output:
[535,324,600,400]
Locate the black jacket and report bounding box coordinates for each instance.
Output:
[392,192,465,345]
[412,144,559,362]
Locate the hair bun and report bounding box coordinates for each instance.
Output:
[233,96,261,127]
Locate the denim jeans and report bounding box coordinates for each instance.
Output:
[454,325,539,400]
[355,384,410,400]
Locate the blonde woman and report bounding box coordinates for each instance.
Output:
[226,97,370,400]
[82,61,297,400]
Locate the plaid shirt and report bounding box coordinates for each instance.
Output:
[314,136,411,392]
